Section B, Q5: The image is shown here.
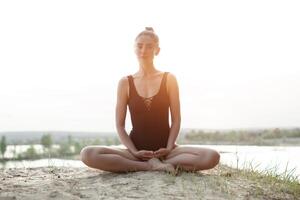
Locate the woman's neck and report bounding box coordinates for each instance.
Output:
[138,61,157,76]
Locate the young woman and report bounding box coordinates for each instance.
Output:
[80,27,220,173]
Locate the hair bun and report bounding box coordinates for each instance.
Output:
[145,27,154,32]
[135,27,159,44]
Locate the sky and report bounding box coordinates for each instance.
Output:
[0,0,299,132]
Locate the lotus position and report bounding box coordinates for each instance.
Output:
[80,27,220,173]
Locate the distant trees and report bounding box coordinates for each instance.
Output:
[0,133,123,161]
[41,133,53,152]
[183,128,300,145]
[0,135,7,158]
[22,145,39,159]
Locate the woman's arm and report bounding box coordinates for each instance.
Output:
[166,73,181,150]
[115,77,139,155]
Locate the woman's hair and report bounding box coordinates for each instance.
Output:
[135,27,159,44]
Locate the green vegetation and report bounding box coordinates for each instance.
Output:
[0,134,121,162]
[216,163,300,199]
[182,128,300,145]
[41,133,53,151]
[163,162,300,199]
[0,136,7,158]
[20,145,40,160]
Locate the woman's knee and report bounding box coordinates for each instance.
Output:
[80,146,97,165]
[80,147,89,163]
[207,150,220,168]
[195,150,220,169]
[80,146,116,166]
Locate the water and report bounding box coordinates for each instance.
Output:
[3,144,60,158]
[1,144,299,181]
[202,145,300,180]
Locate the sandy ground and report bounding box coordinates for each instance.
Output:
[0,165,298,200]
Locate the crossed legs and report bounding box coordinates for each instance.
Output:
[80,145,220,173]
[80,146,150,172]
[163,146,220,171]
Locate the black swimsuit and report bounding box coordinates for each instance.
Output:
[127,72,170,151]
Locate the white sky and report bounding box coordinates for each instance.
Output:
[0,0,300,132]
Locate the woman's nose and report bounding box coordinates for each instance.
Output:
[141,46,147,53]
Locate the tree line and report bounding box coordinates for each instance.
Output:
[0,134,120,161]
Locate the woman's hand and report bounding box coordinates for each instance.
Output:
[133,150,154,161]
[154,148,171,159]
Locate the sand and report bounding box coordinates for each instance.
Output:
[0,165,298,200]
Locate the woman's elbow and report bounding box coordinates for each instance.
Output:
[172,117,181,126]
[115,123,125,132]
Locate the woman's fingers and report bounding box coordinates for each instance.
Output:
[137,150,171,160]
[145,151,154,155]
[154,152,164,158]
[137,150,154,160]
[144,154,154,159]
[154,148,170,158]
[143,151,154,156]
[154,149,166,155]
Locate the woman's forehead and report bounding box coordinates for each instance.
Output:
[135,35,157,44]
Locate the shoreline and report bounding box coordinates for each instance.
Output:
[1,145,299,184]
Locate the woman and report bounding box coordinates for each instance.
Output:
[80,27,220,173]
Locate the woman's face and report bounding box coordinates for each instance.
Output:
[134,35,160,61]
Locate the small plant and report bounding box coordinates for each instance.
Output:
[0,135,7,159]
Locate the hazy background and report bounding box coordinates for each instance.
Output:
[1,0,299,132]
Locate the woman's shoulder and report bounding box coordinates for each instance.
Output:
[165,72,177,83]
[165,72,179,94]
[117,76,130,89]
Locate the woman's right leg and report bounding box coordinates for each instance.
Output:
[80,146,152,173]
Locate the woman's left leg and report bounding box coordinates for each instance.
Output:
[163,146,220,171]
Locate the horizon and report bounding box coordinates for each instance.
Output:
[1,126,300,134]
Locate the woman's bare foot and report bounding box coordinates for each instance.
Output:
[147,158,175,173]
